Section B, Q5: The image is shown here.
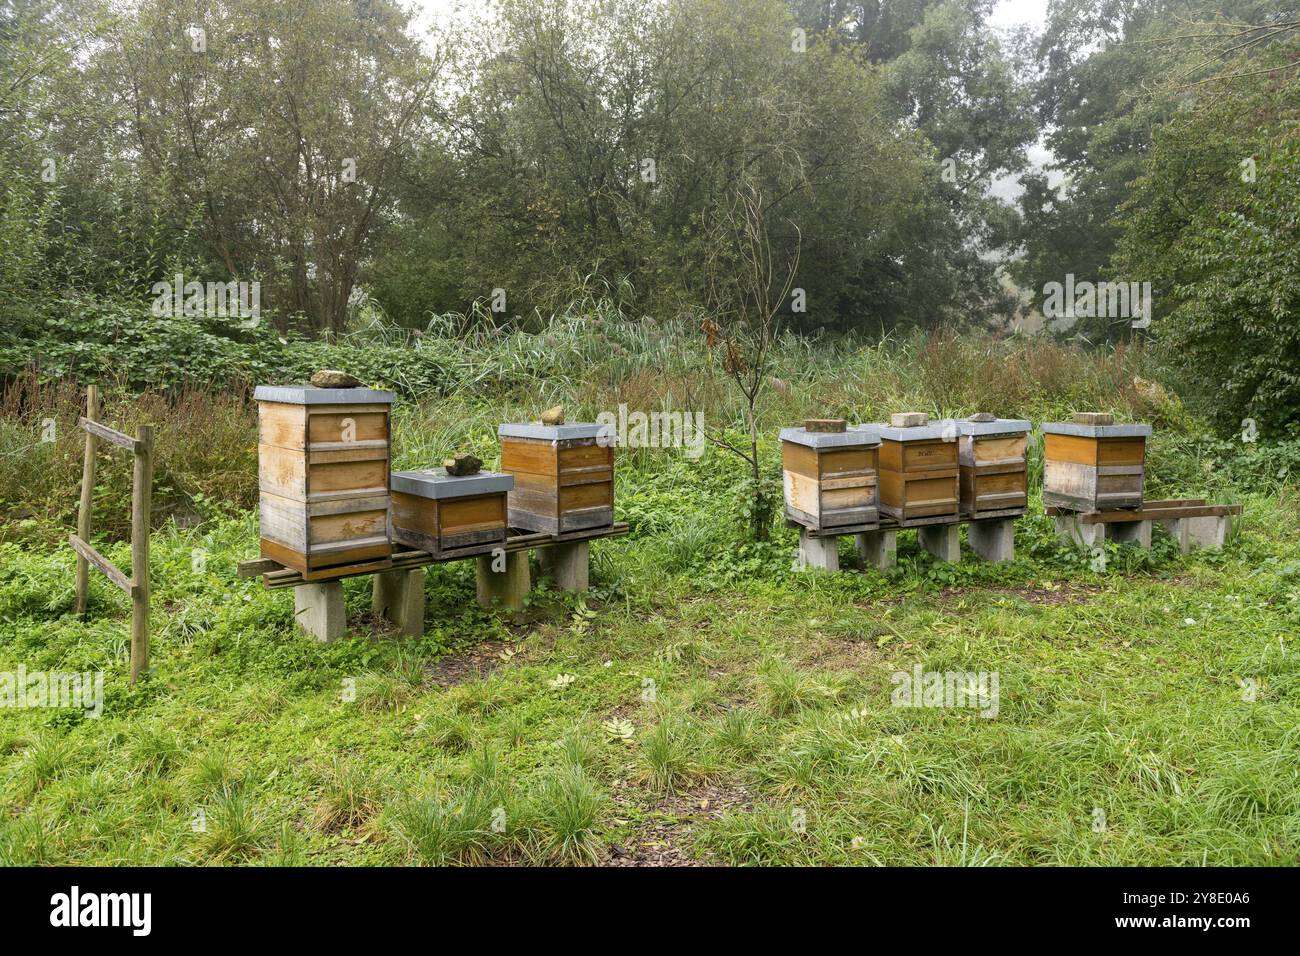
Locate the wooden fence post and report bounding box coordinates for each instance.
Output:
[75,385,99,618]
[130,424,153,683]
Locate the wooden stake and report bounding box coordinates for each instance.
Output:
[75,385,99,619]
[130,424,153,683]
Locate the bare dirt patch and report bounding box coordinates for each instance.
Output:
[603,779,753,867]
[426,640,514,687]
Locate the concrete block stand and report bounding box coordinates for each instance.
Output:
[538,540,590,591]
[476,549,530,611]
[855,529,897,571]
[918,523,960,562]
[1158,514,1232,554]
[796,528,840,572]
[968,517,1015,562]
[372,568,425,638]
[294,581,346,642]
[1055,514,1107,550]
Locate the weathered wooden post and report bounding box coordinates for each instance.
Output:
[75,385,99,619]
[130,424,153,683]
[70,389,155,683]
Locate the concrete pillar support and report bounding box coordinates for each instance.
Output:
[968,518,1015,562]
[294,581,346,642]
[476,549,531,610]
[855,529,897,571]
[919,523,960,562]
[538,540,590,591]
[796,528,840,572]
[372,568,425,638]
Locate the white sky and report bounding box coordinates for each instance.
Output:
[988,0,1050,31]
[410,0,1052,34]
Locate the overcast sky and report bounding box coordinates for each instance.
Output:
[410,0,1052,32]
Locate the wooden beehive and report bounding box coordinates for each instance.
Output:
[875,418,960,522]
[780,426,879,532]
[958,417,1031,518]
[390,469,512,557]
[255,385,393,578]
[1042,420,1151,512]
[498,423,614,534]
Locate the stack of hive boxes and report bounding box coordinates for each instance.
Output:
[498,422,615,534]
[1042,413,1151,512]
[256,385,394,579]
[780,420,880,533]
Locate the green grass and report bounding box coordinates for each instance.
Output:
[1,461,1296,866]
[1,325,1298,865]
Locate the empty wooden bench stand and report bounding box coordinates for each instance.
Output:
[958,416,1031,562]
[781,421,880,572]
[1048,500,1240,553]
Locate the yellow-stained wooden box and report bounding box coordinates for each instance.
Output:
[390,469,512,557]
[255,385,393,577]
[780,426,879,532]
[875,421,960,522]
[1042,421,1151,512]
[958,418,1031,517]
[498,423,614,534]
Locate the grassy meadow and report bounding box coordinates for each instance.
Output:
[2,324,1298,866]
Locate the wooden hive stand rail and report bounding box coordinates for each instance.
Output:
[1046,499,1242,553]
[70,385,154,684]
[238,522,630,642]
[787,506,1021,571]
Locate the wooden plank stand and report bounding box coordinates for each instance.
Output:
[241,522,630,641]
[1047,500,1240,553]
[71,385,154,683]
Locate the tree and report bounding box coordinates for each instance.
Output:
[107,0,440,332]
[1111,39,1300,432]
[694,178,800,542]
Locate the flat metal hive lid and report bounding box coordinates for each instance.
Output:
[958,418,1032,437]
[255,385,394,405]
[779,426,879,449]
[390,469,513,499]
[498,422,612,441]
[872,420,961,442]
[1041,421,1151,438]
